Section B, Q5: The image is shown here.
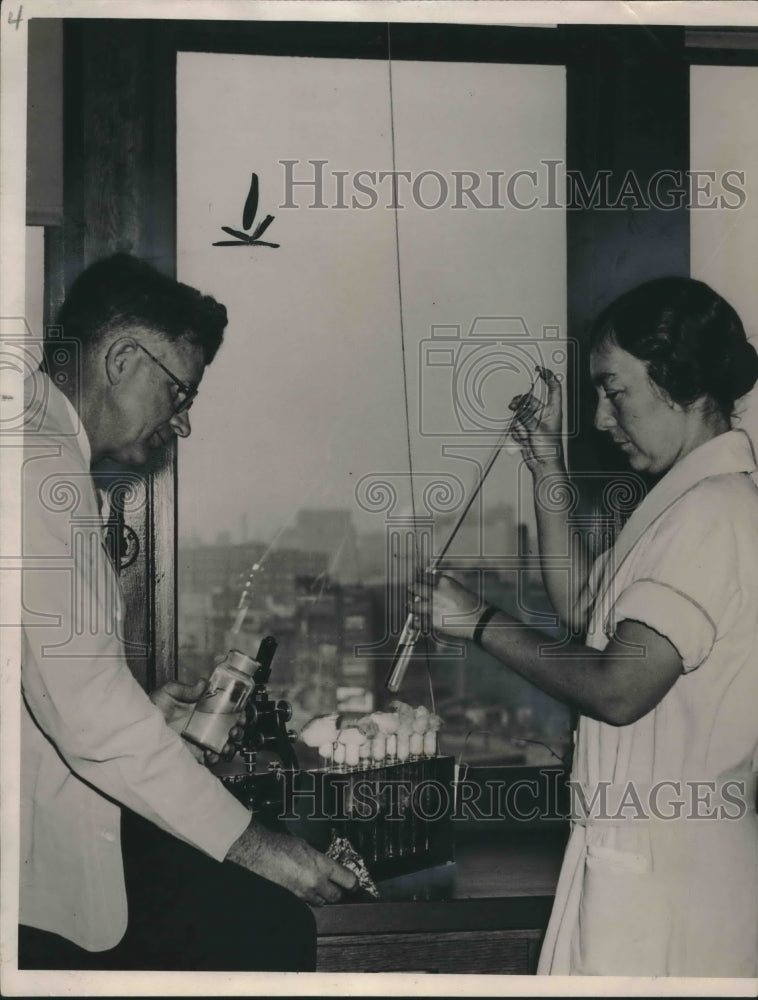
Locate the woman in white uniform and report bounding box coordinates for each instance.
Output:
[411,277,758,977]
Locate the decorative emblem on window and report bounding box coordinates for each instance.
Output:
[213,172,279,249]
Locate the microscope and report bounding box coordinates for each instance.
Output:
[212,636,300,827]
[206,635,454,879]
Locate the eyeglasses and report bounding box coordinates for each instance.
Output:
[134,342,198,414]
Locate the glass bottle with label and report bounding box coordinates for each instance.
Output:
[183,649,256,754]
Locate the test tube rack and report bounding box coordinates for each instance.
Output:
[293,754,456,881]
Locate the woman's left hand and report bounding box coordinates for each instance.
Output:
[408,573,485,640]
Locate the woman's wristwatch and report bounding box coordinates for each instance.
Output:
[473,604,499,648]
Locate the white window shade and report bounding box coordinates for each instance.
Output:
[177,52,566,552]
[176,51,569,764]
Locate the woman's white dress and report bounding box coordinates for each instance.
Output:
[538,430,758,977]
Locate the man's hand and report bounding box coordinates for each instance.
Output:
[226,821,358,907]
[149,679,243,765]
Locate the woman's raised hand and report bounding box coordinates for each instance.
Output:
[509,366,563,473]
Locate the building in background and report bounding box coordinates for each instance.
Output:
[279,509,360,583]
[178,532,382,720]
[178,504,570,765]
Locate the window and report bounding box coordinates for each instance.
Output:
[176,41,571,768]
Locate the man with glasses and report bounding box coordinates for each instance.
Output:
[18,254,355,972]
[133,340,199,412]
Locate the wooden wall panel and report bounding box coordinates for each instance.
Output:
[563,26,690,504]
[62,20,177,689]
[27,18,64,226]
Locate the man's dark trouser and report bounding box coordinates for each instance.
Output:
[18,809,317,971]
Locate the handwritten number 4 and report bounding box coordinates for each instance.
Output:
[213,172,280,249]
[8,6,23,29]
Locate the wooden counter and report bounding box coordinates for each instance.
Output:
[315,829,567,974]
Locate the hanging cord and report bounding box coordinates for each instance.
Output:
[457,729,492,775]
[511,736,571,767]
[387,29,418,551]
[386,27,436,712]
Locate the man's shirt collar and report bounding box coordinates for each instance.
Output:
[28,370,93,468]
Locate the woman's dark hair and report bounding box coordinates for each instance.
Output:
[589,276,758,418]
[54,253,228,365]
